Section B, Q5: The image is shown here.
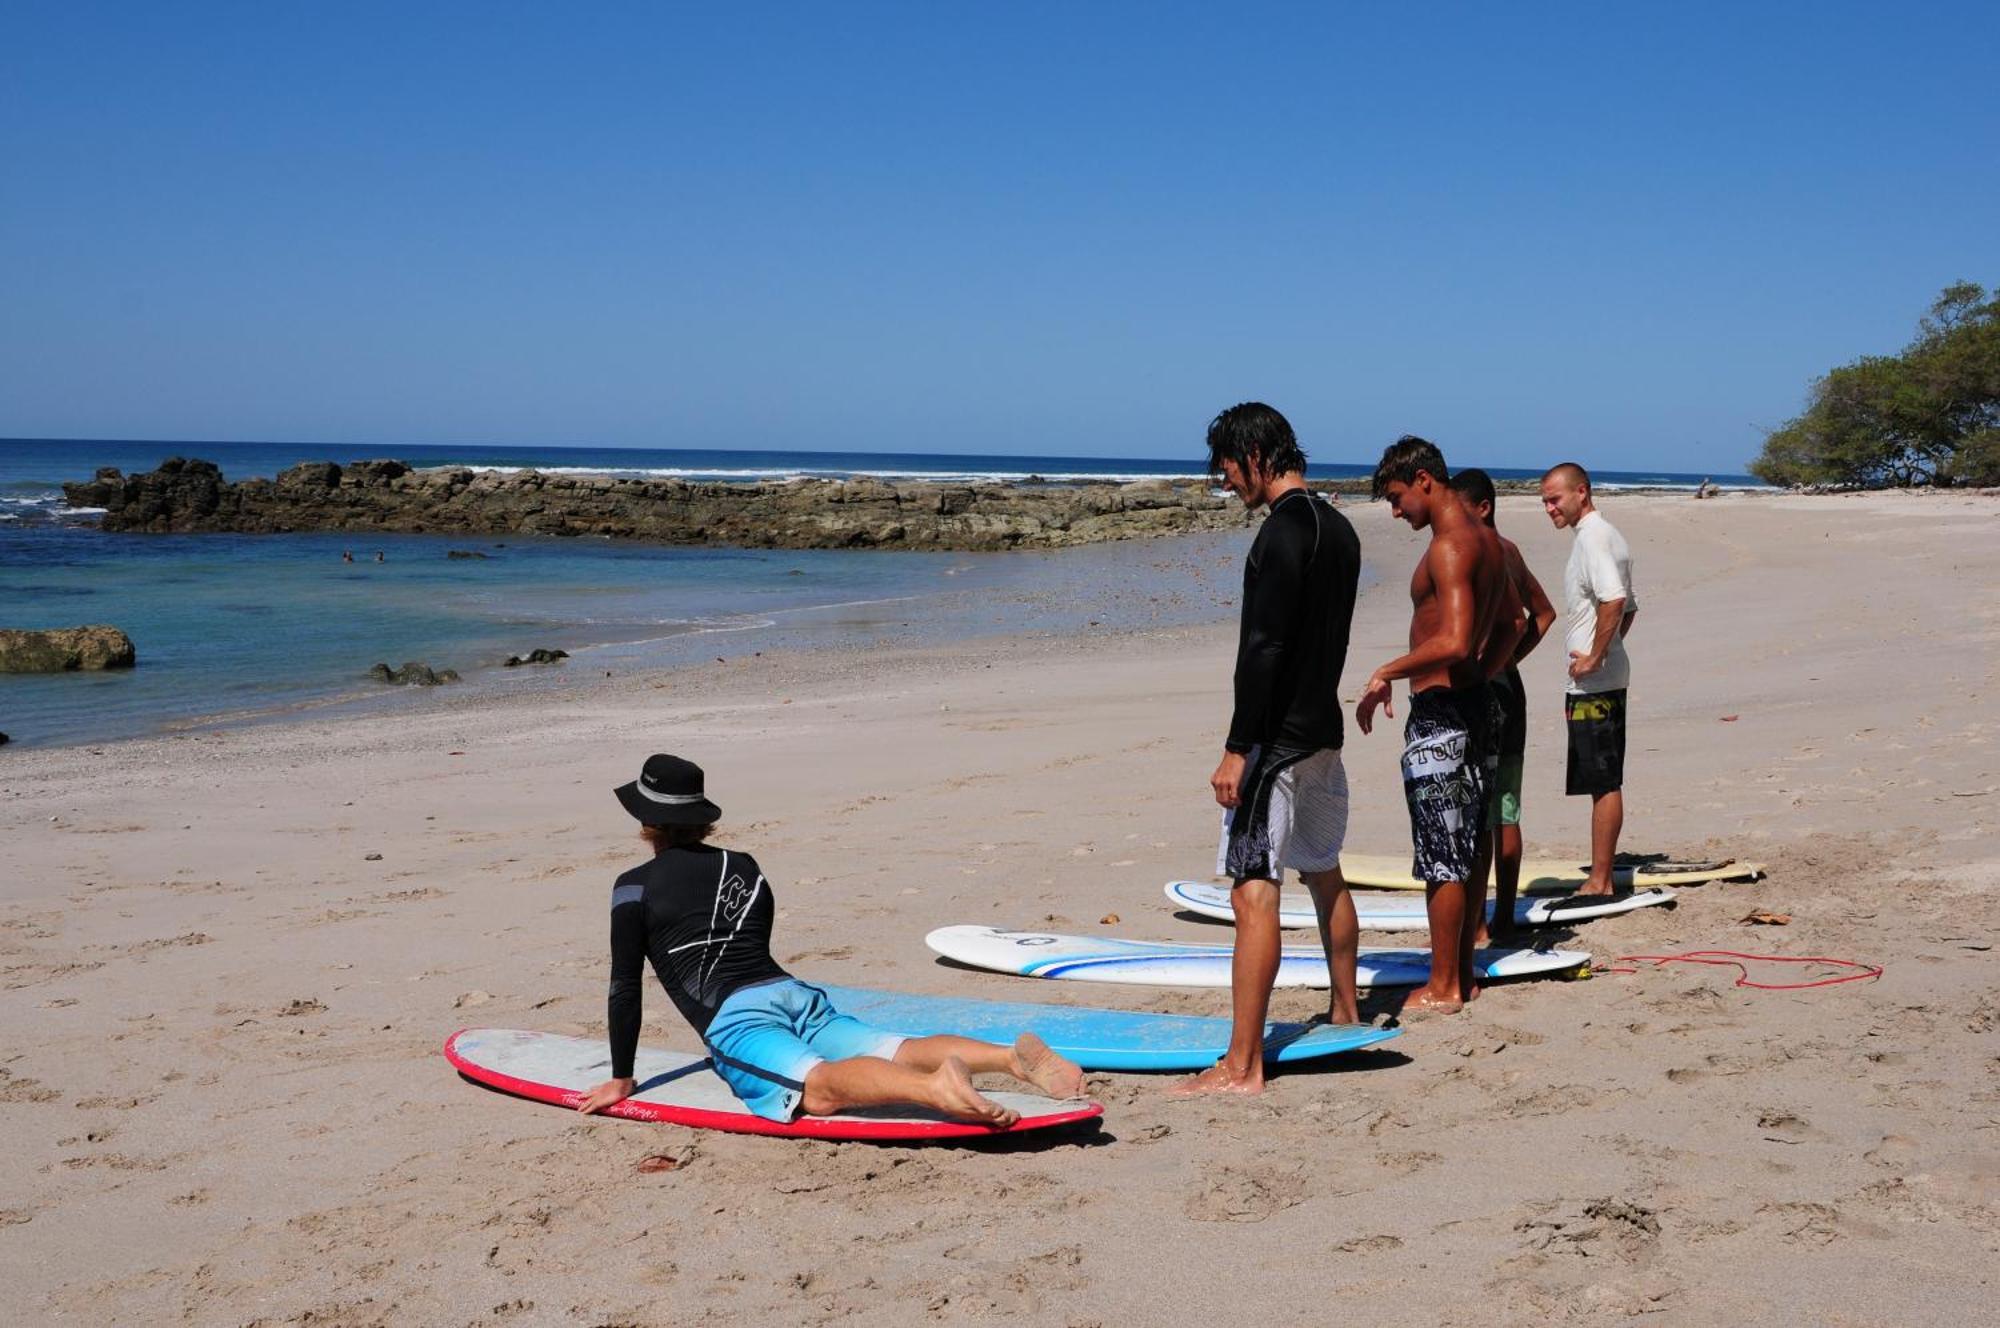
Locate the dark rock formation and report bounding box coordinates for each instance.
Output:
[65,457,1261,551]
[368,661,460,686]
[503,648,569,667]
[446,549,491,559]
[0,626,138,672]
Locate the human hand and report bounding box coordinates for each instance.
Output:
[1567,650,1601,680]
[577,1077,636,1114]
[1211,751,1249,808]
[1355,675,1394,735]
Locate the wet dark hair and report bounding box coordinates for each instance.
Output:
[1371,435,1449,500]
[1205,402,1307,481]
[1450,467,1497,515]
[641,822,715,851]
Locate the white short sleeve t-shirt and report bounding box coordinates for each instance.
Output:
[1563,510,1636,695]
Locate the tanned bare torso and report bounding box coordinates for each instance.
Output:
[1405,517,1506,694]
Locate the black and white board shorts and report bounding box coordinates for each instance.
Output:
[1400,688,1492,886]
[1217,746,1349,883]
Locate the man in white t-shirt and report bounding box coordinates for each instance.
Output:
[1540,463,1638,897]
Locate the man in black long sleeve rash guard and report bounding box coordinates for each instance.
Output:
[1174,403,1363,1099]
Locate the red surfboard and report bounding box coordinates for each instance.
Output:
[445,1028,1103,1142]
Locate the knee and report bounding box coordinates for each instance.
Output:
[799,1065,837,1117]
[1232,878,1280,910]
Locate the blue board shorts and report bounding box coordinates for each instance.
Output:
[703,978,907,1121]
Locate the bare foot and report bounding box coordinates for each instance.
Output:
[1012,1032,1086,1099]
[1166,1060,1264,1097]
[1402,988,1464,1018]
[927,1057,1019,1127]
[1323,1001,1360,1026]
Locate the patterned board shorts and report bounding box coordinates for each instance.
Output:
[1217,746,1349,883]
[704,978,907,1121]
[1400,687,1494,886]
[1565,688,1627,795]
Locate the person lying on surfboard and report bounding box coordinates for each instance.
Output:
[576,754,1087,1128]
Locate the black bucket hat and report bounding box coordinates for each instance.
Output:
[615,753,722,827]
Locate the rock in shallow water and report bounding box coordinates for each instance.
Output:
[0,626,137,673]
[368,661,459,686]
[503,648,569,667]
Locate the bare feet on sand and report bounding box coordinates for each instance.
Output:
[929,1057,1020,1127]
[1167,1060,1264,1097]
[1401,988,1464,1018]
[1012,1033,1086,1099]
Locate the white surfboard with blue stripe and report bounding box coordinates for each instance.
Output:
[1163,879,1676,931]
[926,925,1589,989]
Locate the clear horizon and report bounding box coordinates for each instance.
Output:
[4,3,1993,475]
[0,434,1766,478]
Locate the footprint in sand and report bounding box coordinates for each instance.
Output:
[0,1069,59,1104]
[1184,1163,1309,1223]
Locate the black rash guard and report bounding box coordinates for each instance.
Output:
[606,844,789,1078]
[1226,489,1361,755]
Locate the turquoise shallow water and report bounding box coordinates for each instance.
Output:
[3,435,1732,748]
[0,519,1256,749]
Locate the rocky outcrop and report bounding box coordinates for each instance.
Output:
[64,458,1260,551]
[503,649,569,667]
[0,626,137,673]
[368,661,460,686]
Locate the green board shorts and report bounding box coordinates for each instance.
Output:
[1488,755,1524,827]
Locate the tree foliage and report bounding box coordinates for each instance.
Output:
[1752,282,2000,487]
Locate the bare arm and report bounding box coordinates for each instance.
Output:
[1357,538,1477,733]
[1568,597,1627,680]
[1512,555,1558,665]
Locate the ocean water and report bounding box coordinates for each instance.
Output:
[1,437,1757,749]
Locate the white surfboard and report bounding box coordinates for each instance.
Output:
[444,1028,1101,1141]
[1337,852,1765,893]
[927,925,1589,989]
[1164,879,1676,931]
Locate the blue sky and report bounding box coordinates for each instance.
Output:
[3,2,1994,472]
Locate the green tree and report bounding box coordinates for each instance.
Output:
[1752,282,2000,487]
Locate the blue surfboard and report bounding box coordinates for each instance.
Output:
[815,984,1398,1072]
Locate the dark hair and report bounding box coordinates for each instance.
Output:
[1450,467,1497,514]
[1542,461,1591,490]
[642,822,715,851]
[1370,435,1449,500]
[1206,402,1307,481]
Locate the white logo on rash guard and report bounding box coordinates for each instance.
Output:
[717,872,754,924]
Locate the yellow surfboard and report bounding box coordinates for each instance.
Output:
[1336,853,1766,894]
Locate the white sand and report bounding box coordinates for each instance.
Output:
[2,489,1996,1325]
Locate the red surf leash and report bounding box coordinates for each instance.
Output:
[1603,950,1883,991]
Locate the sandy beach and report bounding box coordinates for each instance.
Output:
[3,489,1996,1325]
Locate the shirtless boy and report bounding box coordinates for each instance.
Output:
[1450,469,1557,943]
[1355,438,1507,1013]
[578,754,1086,1127]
